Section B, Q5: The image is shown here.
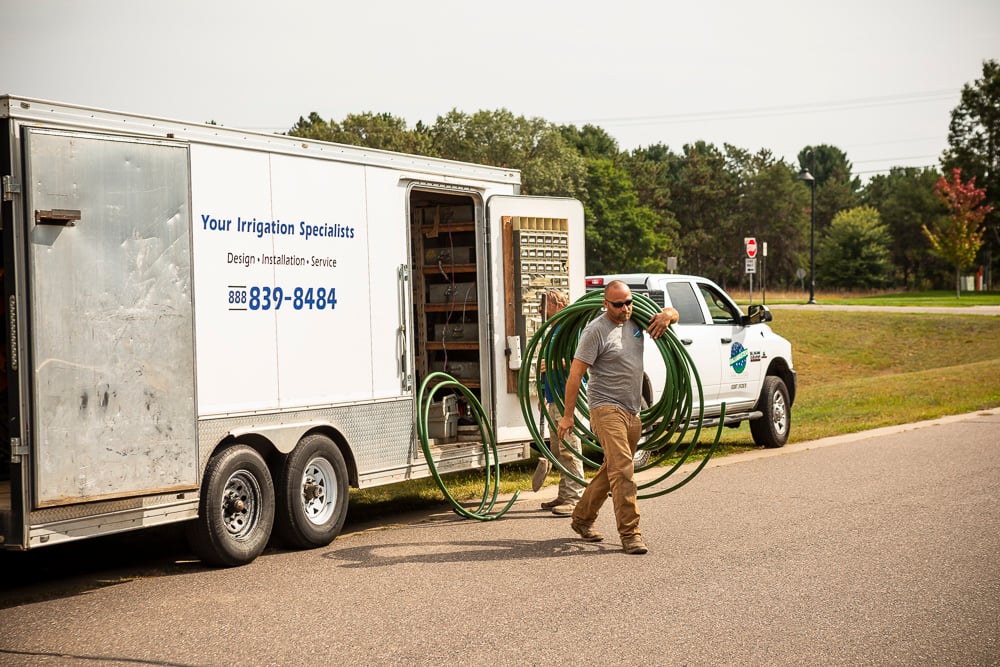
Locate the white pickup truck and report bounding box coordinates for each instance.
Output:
[585,274,797,448]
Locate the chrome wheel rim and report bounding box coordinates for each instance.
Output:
[771,391,787,435]
[301,456,337,526]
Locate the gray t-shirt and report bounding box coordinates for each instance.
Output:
[574,313,645,414]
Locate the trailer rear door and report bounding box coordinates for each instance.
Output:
[23,128,197,506]
[486,195,584,436]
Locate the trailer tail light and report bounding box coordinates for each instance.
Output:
[585,277,605,288]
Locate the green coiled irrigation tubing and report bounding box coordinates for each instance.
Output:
[417,372,519,520]
[517,290,725,499]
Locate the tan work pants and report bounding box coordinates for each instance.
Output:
[573,405,642,538]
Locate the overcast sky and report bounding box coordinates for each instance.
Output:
[3,1,998,180]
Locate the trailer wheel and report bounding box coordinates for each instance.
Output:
[187,445,275,567]
[750,375,790,449]
[275,434,349,549]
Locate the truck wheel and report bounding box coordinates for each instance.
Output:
[750,376,790,448]
[275,434,349,549]
[187,445,275,567]
[633,396,653,469]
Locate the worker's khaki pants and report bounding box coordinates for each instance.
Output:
[573,405,642,538]
[546,402,584,503]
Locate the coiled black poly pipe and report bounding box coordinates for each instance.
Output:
[518,291,725,499]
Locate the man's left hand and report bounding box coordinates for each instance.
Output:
[647,307,679,339]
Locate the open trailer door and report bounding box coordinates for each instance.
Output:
[486,195,584,441]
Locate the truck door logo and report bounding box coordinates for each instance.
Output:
[729,342,748,374]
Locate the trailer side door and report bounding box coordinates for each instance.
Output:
[23,128,197,506]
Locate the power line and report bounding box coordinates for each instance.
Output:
[845,135,943,149]
[852,163,940,177]
[567,89,958,127]
[852,154,941,165]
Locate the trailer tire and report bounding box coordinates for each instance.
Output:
[187,445,275,567]
[750,375,790,449]
[275,434,349,549]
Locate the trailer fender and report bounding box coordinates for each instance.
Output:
[228,421,334,455]
[225,421,359,487]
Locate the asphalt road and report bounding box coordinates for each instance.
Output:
[1,409,998,666]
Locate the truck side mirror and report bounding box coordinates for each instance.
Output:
[744,304,772,325]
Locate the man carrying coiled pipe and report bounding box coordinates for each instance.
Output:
[556,280,678,555]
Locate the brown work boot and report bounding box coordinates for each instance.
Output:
[570,520,604,542]
[622,535,648,555]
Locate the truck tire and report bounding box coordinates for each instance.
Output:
[750,375,790,449]
[275,434,349,549]
[187,445,276,567]
[633,396,653,469]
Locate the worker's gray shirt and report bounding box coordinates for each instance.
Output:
[574,314,644,414]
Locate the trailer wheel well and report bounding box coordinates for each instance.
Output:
[211,434,271,463]
[210,428,358,489]
[295,426,359,488]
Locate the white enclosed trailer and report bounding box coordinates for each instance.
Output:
[0,96,583,565]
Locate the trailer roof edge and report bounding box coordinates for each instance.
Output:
[0,95,522,185]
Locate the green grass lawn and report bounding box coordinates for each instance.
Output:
[841,290,1000,306]
[750,309,1000,441]
[756,289,1000,307]
[347,305,1000,523]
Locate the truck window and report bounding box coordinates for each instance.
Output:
[665,282,706,324]
[697,284,739,325]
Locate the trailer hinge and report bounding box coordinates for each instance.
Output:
[2,175,21,201]
[10,437,27,463]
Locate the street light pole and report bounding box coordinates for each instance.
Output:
[808,170,816,304]
[797,150,817,304]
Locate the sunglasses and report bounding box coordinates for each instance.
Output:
[606,298,633,308]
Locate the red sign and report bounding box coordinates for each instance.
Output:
[745,237,758,258]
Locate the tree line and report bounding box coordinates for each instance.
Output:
[287,60,998,293]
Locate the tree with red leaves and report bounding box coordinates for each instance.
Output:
[923,168,994,297]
